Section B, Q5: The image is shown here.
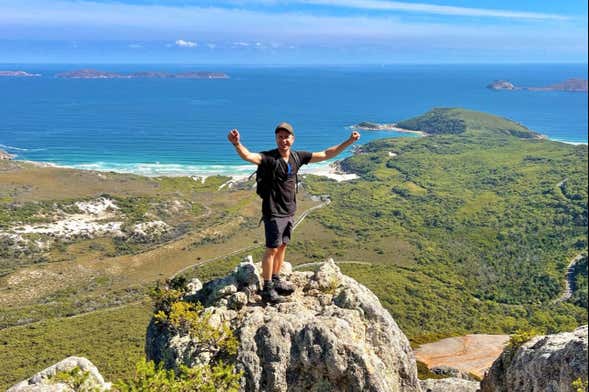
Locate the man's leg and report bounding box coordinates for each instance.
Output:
[273,216,293,275]
[271,243,294,295]
[272,244,287,275]
[262,247,278,281]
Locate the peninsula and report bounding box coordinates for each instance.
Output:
[488,78,588,92]
[0,71,41,77]
[55,69,229,79]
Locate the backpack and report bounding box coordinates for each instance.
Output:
[252,150,301,199]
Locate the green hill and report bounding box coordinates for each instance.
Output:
[396,107,540,138]
[304,108,587,340]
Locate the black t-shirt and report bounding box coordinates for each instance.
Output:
[259,149,312,218]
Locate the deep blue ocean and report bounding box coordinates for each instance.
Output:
[0,63,587,177]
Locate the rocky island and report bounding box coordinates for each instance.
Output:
[55,69,229,79]
[0,71,41,77]
[488,78,588,92]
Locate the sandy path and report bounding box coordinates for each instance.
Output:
[414,334,509,378]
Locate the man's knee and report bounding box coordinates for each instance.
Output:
[265,247,279,255]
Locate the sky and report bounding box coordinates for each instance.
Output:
[0,0,587,64]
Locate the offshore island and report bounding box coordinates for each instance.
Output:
[55,69,229,79]
[0,69,229,79]
[488,78,588,92]
[0,71,41,77]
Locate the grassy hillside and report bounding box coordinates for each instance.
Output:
[396,107,540,138]
[302,108,587,339]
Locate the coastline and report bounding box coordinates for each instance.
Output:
[386,125,427,137]
[0,148,358,182]
[2,132,587,181]
[351,123,427,137]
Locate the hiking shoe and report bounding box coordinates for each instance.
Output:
[272,278,295,295]
[261,287,288,304]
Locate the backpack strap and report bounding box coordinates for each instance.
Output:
[290,151,301,193]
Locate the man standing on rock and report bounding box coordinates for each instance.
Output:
[227,122,360,303]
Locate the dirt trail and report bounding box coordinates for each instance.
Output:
[414,334,509,379]
[556,253,586,302]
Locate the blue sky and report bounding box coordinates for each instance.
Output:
[0,0,587,64]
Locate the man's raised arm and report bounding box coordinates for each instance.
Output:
[310,131,361,163]
[227,128,262,165]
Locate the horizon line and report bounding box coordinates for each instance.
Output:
[1,61,588,66]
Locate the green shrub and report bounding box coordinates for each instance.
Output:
[416,361,445,380]
[154,301,238,358]
[504,328,541,364]
[572,377,588,392]
[114,358,242,392]
[151,281,238,360]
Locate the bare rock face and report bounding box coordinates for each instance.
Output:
[420,378,480,392]
[146,258,421,392]
[7,356,110,391]
[480,326,588,392]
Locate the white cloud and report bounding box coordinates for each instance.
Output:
[175,39,197,48]
[128,43,142,48]
[207,43,216,49]
[233,42,250,47]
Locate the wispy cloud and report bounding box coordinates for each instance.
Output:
[300,0,570,21]
[0,0,585,63]
[175,39,197,48]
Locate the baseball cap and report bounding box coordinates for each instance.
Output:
[274,122,294,135]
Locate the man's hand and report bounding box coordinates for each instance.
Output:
[228,128,240,145]
[349,131,361,143]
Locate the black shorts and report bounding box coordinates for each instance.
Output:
[263,216,294,248]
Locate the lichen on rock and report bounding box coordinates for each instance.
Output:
[480,325,588,392]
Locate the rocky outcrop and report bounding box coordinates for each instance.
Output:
[146,257,421,392]
[480,325,588,392]
[7,356,110,391]
[420,378,480,392]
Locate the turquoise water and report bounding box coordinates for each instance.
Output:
[0,63,587,176]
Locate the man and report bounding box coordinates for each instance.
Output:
[227,122,360,303]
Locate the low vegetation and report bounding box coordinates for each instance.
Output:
[114,358,241,392]
[305,108,587,340]
[114,279,242,392]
